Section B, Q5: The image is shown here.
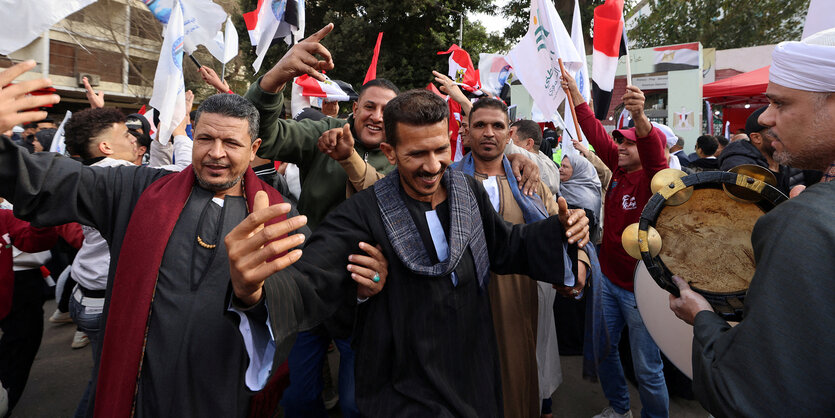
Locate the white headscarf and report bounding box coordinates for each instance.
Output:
[770,28,835,93]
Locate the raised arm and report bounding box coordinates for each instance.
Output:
[244,79,346,166]
[561,72,619,170]
[623,85,668,178]
[0,136,167,235]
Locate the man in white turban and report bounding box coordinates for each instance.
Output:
[669,28,835,417]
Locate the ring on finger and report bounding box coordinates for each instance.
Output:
[372,272,380,283]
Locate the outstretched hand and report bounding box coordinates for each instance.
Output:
[669,276,713,325]
[557,196,590,248]
[226,191,309,306]
[83,76,104,109]
[0,60,60,133]
[261,23,335,93]
[348,242,388,299]
[317,123,355,161]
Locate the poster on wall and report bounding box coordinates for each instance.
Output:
[674,108,695,130]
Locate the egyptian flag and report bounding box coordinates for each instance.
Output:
[363,32,384,85]
[294,74,350,102]
[437,44,481,93]
[591,0,627,120]
[616,107,630,129]
[244,0,305,72]
[426,83,465,162]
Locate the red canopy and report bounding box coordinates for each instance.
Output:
[703,66,770,99]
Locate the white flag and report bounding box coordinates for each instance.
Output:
[149,1,186,144]
[247,0,305,72]
[802,0,835,40]
[49,110,72,155]
[0,0,97,55]
[208,16,239,63]
[478,53,515,97]
[562,0,591,151]
[140,0,226,56]
[506,0,583,126]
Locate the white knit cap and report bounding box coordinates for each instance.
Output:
[770,28,835,92]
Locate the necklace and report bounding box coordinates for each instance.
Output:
[195,178,246,250]
[196,235,216,249]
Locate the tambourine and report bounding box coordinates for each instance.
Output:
[623,167,787,321]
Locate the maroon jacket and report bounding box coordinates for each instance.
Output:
[576,103,668,291]
[0,209,59,319]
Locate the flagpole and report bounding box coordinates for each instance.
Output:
[558,58,584,150]
[625,48,633,86]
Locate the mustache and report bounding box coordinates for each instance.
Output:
[765,128,781,143]
[201,159,230,167]
[416,168,444,178]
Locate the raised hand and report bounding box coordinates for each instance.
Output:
[83,76,104,108]
[198,66,230,94]
[226,191,308,306]
[432,70,471,113]
[557,196,590,248]
[622,85,651,137]
[0,60,60,133]
[559,71,585,106]
[260,23,335,93]
[317,123,354,161]
[347,242,388,299]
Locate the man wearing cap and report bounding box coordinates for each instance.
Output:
[561,73,669,418]
[670,137,690,167]
[719,106,822,195]
[670,29,835,416]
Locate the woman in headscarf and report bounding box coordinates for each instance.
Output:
[559,151,602,243]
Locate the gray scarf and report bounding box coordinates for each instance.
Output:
[374,168,490,288]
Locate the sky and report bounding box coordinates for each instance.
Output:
[468,0,512,34]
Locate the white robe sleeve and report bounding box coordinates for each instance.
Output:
[149,135,192,172]
[227,301,276,391]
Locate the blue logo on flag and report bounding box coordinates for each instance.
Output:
[576,71,586,98]
[271,0,287,20]
[172,36,184,70]
[143,0,172,24]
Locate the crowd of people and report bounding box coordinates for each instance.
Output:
[0,19,833,418]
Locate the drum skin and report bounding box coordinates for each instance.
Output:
[638,171,787,321]
[655,188,762,294]
[634,261,738,379]
[634,261,695,378]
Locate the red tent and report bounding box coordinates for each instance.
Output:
[703,66,770,100]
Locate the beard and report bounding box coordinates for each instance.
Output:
[193,164,244,192]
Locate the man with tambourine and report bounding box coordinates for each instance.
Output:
[670,29,835,417]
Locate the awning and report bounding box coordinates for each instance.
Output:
[703,66,770,100]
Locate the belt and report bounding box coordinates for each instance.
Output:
[72,285,106,309]
[78,284,106,299]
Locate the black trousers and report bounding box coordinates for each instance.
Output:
[0,269,45,414]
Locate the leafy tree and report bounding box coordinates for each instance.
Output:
[235,0,507,91]
[627,0,809,49]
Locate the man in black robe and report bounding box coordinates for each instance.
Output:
[669,31,835,417]
[226,90,590,416]
[0,63,381,417]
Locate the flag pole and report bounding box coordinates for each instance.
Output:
[558,58,584,149]
[625,48,633,86]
